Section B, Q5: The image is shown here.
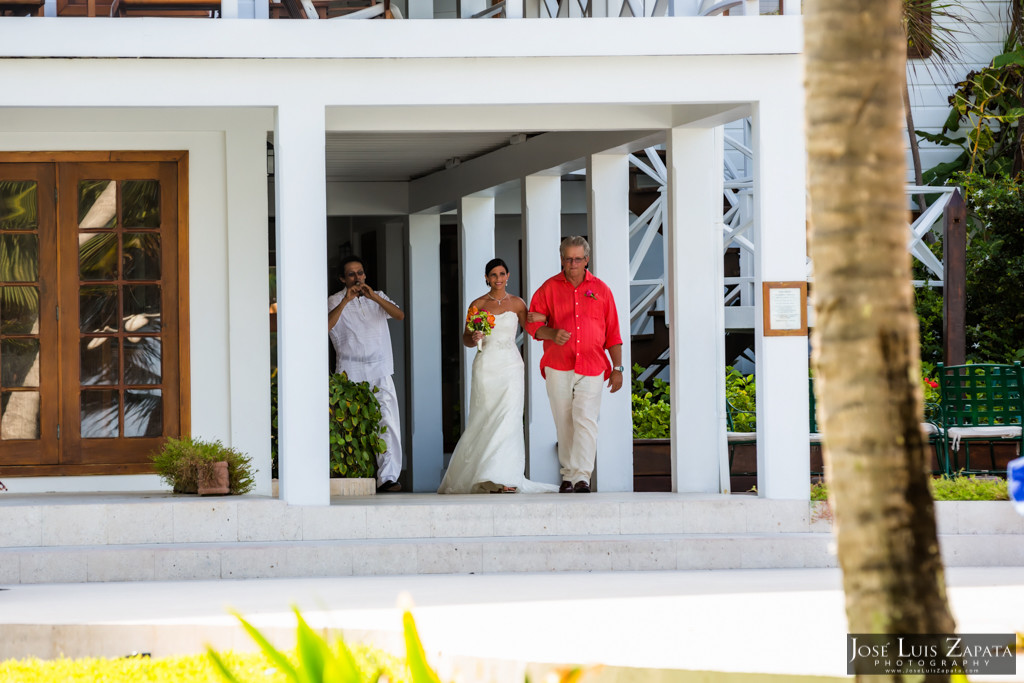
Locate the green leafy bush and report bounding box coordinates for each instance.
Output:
[811,477,1008,501]
[725,366,756,432]
[151,437,255,495]
[329,373,385,478]
[631,364,670,438]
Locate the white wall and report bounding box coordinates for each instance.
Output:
[0,108,274,493]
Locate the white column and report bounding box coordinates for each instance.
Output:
[274,103,330,506]
[587,153,632,492]
[753,92,810,500]
[408,213,444,491]
[665,126,728,493]
[458,194,496,427]
[254,0,270,18]
[522,174,561,485]
[406,0,433,17]
[384,219,407,476]
[220,0,238,17]
[225,124,272,497]
[782,0,800,15]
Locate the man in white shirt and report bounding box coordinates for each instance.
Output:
[328,256,405,492]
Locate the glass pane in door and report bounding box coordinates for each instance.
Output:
[0,181,38,231]
[1,390,39,440]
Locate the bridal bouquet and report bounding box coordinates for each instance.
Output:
[466,306,496,351]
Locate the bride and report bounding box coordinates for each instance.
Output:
[437,258,558,494]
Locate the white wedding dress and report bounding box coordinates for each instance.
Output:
[438,311,558,494]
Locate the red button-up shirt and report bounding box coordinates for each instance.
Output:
[526,269,623,379]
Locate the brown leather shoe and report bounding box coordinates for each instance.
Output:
[559,480,573,493]
[376,481,402,493]
[573,480,591,493]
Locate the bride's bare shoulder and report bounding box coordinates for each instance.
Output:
[510,296,527,311]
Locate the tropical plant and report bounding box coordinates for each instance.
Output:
[915,172,1024,364]
[725,366,756,432]
[151,436,255,495]
[329,372,385,478]
[208,607,442,683]
[270,367,279,477]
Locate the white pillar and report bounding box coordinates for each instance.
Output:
[522,174,561,485]
[782,0,800,15]
[225,124,272,497]
[274,103,330,506]
[408,213,444,491]
[753,92,810,500]
[384,219,407,477]
[458,195,496,428]
[220,0,238,17]
[406,0,433,18]
[587,153,632,492]
[666,126,729,493]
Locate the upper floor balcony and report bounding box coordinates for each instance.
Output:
[2,0,796,20]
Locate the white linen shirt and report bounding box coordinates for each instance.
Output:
[328,289,396,382]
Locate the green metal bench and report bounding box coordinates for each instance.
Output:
[936,362,1024,475]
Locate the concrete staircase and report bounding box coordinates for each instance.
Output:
[1,492,1022,584]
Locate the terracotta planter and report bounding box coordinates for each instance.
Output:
[198,460,230,496]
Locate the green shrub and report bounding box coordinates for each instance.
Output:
[151,437,255,495]
[725,366,756,432]
[329,373,385,478]
[811,477,1008,501]
[631,391,670,439]
[932,475,1009,501]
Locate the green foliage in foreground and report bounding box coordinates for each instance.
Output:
[811,476,1009,502]
[209,606,440,683]
[0,625,418,683]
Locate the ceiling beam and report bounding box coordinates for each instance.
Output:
[408,129,661,214]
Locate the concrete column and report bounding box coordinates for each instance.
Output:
[782,0,799,15]
[384,219,408,475]
[274,103,330,506]
[220,0,238,17]
[225,124,272,497]
[408,213,444,491]
[406,0,433,18]
[665,126,728,493]
[458,194,496,428]
[752,92,810,500]
[587,153,632,492]
[522,174,561,485]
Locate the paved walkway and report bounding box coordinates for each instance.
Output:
[1,567,1022,680]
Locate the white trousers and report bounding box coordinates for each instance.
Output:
[545,368,604,485]
[366,375,402,486]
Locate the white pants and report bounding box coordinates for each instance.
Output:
[366,375,402,486]
[545,368,604,485]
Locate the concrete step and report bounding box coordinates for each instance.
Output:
[2,493,1022,584]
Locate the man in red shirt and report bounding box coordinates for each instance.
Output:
[526,236,624,493]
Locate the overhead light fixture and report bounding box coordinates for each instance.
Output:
[445,157,462,169]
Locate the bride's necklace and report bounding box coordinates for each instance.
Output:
[487,291,509,305]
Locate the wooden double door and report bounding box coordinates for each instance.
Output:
[0,155,187,475]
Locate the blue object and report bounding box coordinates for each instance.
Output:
[1008,456,1024,516]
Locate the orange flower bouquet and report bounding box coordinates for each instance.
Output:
[466,306,496,351]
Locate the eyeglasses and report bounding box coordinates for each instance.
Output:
[562,257,586,264]
[344,270,365,278]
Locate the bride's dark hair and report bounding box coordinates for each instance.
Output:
[485,258,509,276]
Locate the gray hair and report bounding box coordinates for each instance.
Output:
[559,235,590,260]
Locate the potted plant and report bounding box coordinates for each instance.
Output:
[151,436,255,495]
[329,372,385,488]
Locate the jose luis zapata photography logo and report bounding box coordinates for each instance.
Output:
[847,634,1017,676]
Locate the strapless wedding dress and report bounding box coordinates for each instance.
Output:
[438,311,557,494]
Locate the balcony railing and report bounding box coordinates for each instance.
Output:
[7,0,796,19]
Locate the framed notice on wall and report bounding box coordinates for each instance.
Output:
[762,281,808,336]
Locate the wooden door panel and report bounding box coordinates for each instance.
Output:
[58,161,180,466]
[0,164,59,466]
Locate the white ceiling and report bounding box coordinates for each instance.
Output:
[323,131,536,182]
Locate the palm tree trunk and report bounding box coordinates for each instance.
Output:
[805,2,956,681]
